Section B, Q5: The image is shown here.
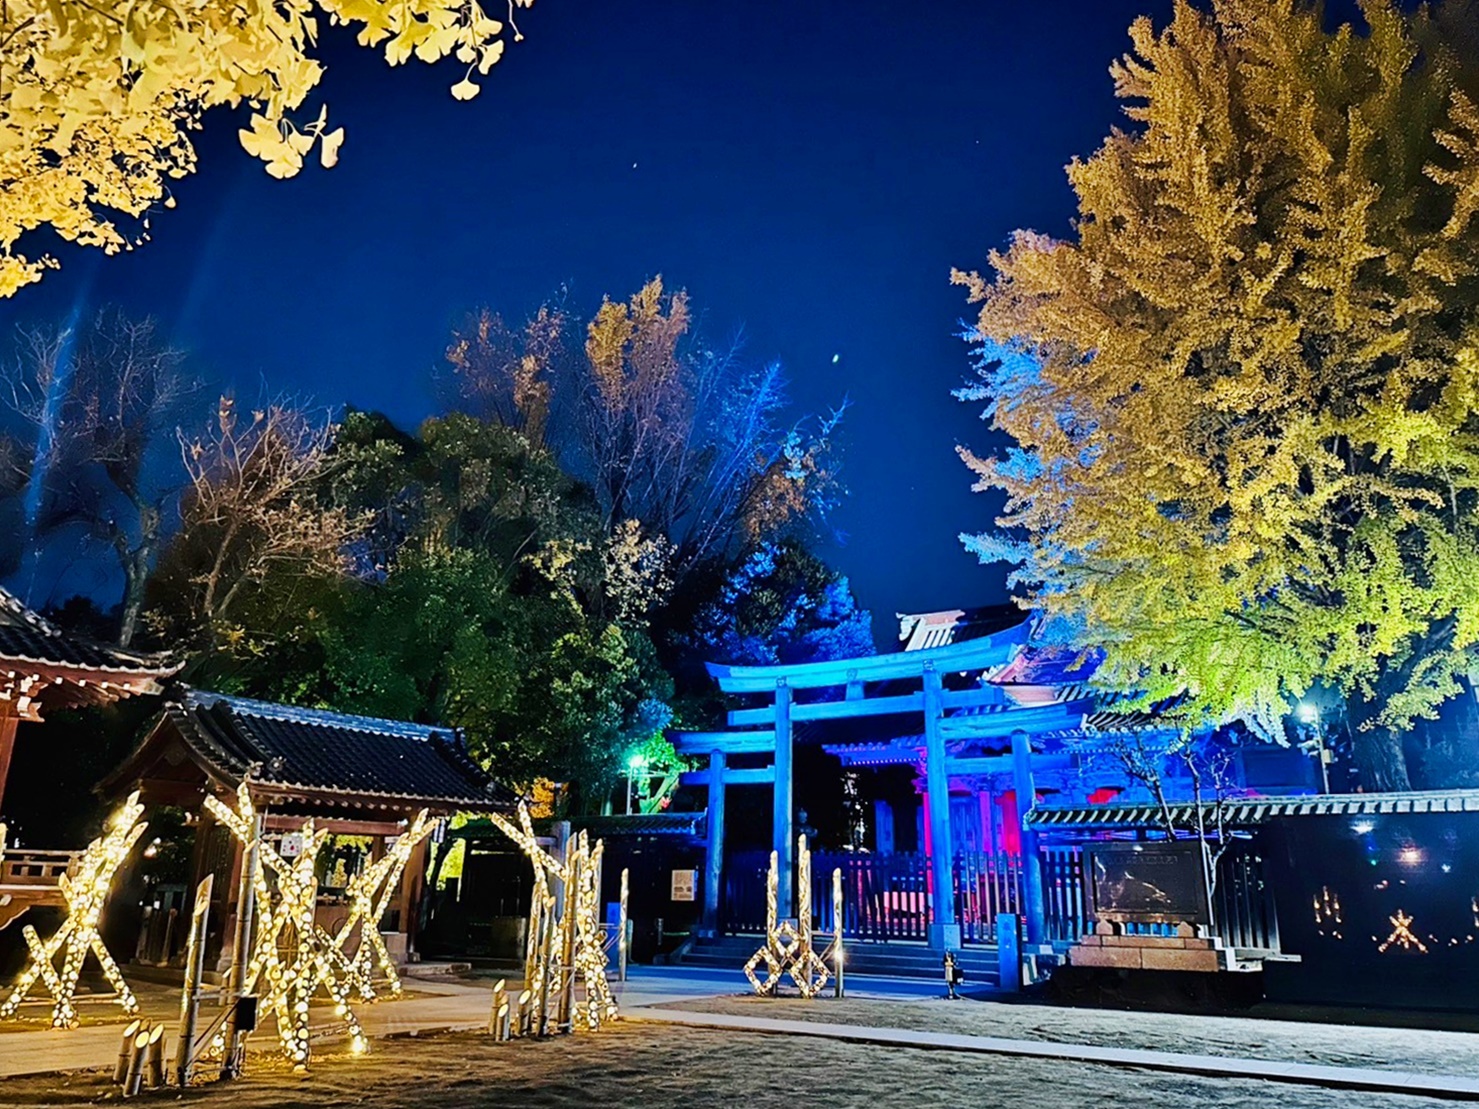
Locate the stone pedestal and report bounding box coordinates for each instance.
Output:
[1068,921,1227,973]
[928,922,962,952]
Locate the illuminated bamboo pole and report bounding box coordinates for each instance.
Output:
[124,1026,150,1095]
[114,1018,142,1082]
[496,997,510,1041]
[534,888,556,1036]
[558,840,581,1032]
[173,874,214,1087]
[144,1023,166,1088]
[488,979,506,1035]
[833,867,845,998]
[797,834,811,947]
[221,810,260,1079]
[617,868,629,983]
[517,988,532,1036]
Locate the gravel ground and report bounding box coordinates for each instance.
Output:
[668,993,1479,1079]
[0,1024,1466,1109]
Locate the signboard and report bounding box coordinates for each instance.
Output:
[279,832,305,860]
[670,869,697,902]
[1083,841,1210,925]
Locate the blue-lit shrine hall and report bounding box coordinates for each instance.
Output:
[673,610,1319,950]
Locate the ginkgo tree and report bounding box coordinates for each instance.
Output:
[0,0,532,298]
[955,0,1479,791]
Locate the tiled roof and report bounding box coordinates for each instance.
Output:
[167,689,512,810]
[0,586,175,674]
[1025,789,1479,829]
[569,812,707,838]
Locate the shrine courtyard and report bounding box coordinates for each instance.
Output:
[4,976,1479,1108]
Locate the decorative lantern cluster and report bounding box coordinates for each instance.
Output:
[488,803,618,1034]
[1,792,147,1028]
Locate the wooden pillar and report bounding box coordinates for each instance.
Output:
[773,680,793,916]
[1011,728,1047,946]
[0,710,18,817]
[702,749,726,935]
[923,667,959,949]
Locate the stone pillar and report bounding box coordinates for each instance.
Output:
[923,667,959,950]
[1011,728,1047,946]
[773,681,793,915]
[702,749,726,935]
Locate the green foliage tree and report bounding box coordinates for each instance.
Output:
[955,0,1479,790]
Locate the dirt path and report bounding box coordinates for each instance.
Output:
[0,1024,1464,1109]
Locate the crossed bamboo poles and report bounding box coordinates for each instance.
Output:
[0,792,147,1028]
[206,784,435,1062]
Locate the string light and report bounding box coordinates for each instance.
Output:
[487,804,619,1034]
[742,835,832,998]
[1,792,147,1029]
[204,785,372,1065]
[1377,909,1429,954]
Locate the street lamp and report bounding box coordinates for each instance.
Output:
[1296,703,1331,793]
[625,754,647,815]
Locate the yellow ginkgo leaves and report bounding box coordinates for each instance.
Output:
[1,0,536,297]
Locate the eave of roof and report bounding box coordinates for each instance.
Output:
[1025,789,1479,829]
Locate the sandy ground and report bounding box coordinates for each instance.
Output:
[0,1023,1466,1109]
[671,993,1479,1079]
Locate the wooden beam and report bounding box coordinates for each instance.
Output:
[0,710,17,815]
[670,730,777,756]
[938,701,1091,740]
[679,767,776,787]
[706,621,1029,693]
[726,685,1019,728]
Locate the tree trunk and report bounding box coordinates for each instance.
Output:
[1354,725,1411,792]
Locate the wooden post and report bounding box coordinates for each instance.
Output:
[923,667,959,949]
[773,680,793,915]
[702,749,726,935]
[1011,728,1047,946]
[173,874,213,1088]
[0,711,17,817]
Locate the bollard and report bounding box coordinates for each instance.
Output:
[114,1019,143,1083]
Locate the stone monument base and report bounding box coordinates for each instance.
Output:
[1068,921,1226,973]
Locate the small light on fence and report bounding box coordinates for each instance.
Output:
[1399,847,1423,867]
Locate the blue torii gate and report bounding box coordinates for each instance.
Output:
[673,619,1099,950]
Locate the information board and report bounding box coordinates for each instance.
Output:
[1083,841,1210,925]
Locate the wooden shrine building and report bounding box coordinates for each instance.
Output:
[674,611,1315,951]
[101,689,515,968]
[0,586,178,928]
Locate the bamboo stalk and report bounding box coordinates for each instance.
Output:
[173,874,214,1088]
[617,868,629,983]
[114,1018,142,1083]
[124,1028,150,1096]
[833,867,845,998]
[144,1023,166,1088]
[488,979,506,1036]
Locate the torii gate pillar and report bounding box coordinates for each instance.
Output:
[772,680,794,914]
[923,666,960,950]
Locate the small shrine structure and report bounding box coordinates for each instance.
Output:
[0,586,177,928]
[100,689,514,968]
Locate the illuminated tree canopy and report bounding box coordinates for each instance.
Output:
[0,0,533,297]
[955,0,1479,790]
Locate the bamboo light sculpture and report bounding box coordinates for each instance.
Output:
[1,792,147,1028]
[742,835,832,999]
[328,810,435,1003]
[205,785,369,1065]
[487,803,619,1036]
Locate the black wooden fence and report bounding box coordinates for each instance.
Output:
[721,842,1278,952]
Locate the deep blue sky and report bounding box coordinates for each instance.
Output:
[2,0,1178,640]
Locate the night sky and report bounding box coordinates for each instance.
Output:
[2,0,1179,642]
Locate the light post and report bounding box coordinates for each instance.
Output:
[625,754,647,815]
[1297,703,1331,794]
